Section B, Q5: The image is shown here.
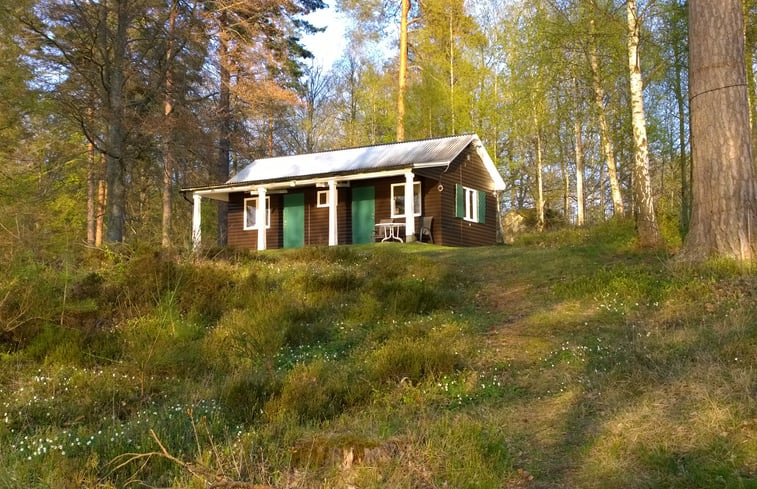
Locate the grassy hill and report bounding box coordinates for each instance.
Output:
[0,221,754,488]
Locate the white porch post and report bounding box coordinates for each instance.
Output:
[328,180,338,246]
[404,172,416,241]
[256,187,267,251]
[192,193,202,252]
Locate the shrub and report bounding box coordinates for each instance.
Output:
[21,323,86,365]
[206,308,285,373]
[268,359,368,423]
[175,261,236,327]
[368,326,466,384]
[219,367,281,423]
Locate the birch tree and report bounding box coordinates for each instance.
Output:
[587,14,624,217]
[626,0,662,247]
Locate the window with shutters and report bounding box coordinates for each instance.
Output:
[464,187,478,222]
[455,184,486,224]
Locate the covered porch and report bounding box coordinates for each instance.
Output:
[188,169,420,252]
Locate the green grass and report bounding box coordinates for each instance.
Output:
[0,222,754,488]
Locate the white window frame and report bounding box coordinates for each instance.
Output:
[390,181,422,218]
[463,187,478,223]
[316,190,329,208]
[243,196,271,230]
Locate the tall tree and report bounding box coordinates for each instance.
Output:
[626,0,662,247]
[101,0,129,243]
[162,0,178,249]
[207,0,324,245]
[573,79,586,227]
[681,0,757,260]
[587,13,625,217]
[397,0,410,141]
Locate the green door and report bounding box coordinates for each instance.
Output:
[351,186,375,244]
[283,193,305,248]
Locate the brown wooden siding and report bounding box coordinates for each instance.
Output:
[338,188,351,245]
[414,169,443,244]
[228,192,283,249]
[226,143,497,249]
[354,176,440,243]
[437,146,498,246]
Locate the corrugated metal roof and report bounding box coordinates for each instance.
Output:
[227,134,478,184]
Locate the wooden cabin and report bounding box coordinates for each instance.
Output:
[184,134,506,250]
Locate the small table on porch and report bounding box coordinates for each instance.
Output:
[375,222,406,242]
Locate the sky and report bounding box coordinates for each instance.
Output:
[300,1,350,71]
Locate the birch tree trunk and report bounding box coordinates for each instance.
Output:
[626,0,662,248]
[561,153,570,223]
[681,0,757,261]
[532,109,545,232]
[673,36,689,235]
[574,112,585,227]
[396,0,410,142]
[588,18,624,217]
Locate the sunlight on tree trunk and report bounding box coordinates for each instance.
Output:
[532,107,545,232]
[627,0,662,248]
[87,137,96,246]
[681,0,757,261]
[397,0,410,142]
[573,83,585,227]
[588,17,624,218]
[449,12,455,135]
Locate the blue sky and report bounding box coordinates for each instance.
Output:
[301,1,349,71]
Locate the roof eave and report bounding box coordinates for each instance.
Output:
[182,163,436,199]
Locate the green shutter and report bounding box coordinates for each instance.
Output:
[477,190,486,223]
[455,184,464,218]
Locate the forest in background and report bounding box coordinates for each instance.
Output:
[3,0,756,254]
[0,1,755,486]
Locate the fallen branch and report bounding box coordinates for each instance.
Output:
[106,429,274,488]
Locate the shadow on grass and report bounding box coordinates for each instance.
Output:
[460,240,756,489]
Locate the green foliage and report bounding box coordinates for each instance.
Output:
[425,416,513,488]
[368,325,466,384]
[267,358,368,423]
[0,236,754,488]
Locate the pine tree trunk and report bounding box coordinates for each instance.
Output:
[627,0,662,248]
[104,0,128,243]
[681,0,757,261]
[86,138,96,246]
[396,0,410,142]
[161,0,177,249]
[95,161,106,247]
[588,18,624,217]
[448,12,455,135]
[216,11,231,246]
